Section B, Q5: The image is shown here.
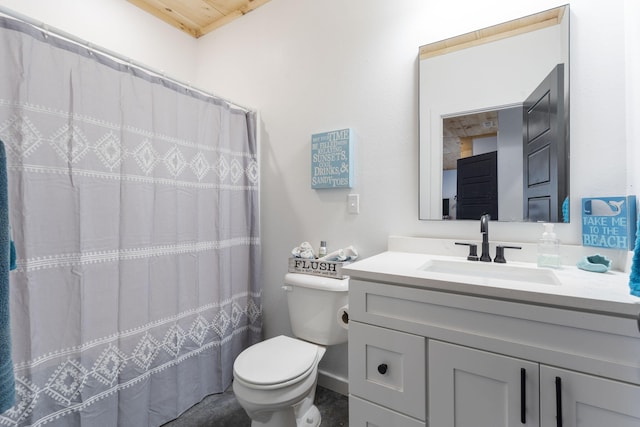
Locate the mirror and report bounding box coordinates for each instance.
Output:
[419,5,570,222]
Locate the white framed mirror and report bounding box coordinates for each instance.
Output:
[419,5,570,222]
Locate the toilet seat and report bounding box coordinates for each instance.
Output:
[234,335,322,390]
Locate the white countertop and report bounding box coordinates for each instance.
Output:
[342,250,640,318]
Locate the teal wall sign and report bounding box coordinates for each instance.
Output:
[581,195,637,250]
[311,128,353,189]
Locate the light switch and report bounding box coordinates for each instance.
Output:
[348,194,360,214]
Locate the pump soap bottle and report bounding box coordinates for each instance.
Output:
[537,223,560,268]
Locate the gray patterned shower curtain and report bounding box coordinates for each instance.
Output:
[0,15,261,427]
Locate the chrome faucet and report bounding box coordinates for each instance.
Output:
[480,213,491,262]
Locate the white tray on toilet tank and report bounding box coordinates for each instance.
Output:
[288,257,351,279]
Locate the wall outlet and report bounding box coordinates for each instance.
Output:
[348,194,360,214]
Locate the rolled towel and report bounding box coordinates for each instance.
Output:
[291,242,315,259]
[318,245,359,262]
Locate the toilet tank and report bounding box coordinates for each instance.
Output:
[283,273,349,346]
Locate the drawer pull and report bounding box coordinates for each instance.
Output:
[377,363,388,375]
[520,368,526,424]
[555,376,563,427]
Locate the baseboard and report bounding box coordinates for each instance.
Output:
[318,369,349,396]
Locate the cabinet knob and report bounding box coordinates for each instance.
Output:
[377,363,388,375]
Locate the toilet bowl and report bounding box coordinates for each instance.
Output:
[233,335,327,427]
[233,273,349,427]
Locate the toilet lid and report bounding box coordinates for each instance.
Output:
[233,335,320,386]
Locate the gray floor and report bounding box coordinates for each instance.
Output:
[161,385,349,426]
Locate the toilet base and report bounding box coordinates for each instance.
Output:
[249,403,320,427]
[296,404,321,427]
[234,369,322,427]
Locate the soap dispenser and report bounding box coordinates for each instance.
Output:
[537,223,560,268]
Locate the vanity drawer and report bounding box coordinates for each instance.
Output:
[349,395,426,427]
[349,321,426,420]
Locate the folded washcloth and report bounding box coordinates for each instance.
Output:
[629,217,640,297]
[318,245,359,262]
[0,140,14,413]
[291,242,315,259]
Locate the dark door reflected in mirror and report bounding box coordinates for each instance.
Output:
[419,5,570,223]
[444,64,568,223]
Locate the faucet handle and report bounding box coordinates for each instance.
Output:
[494,245,522,263]
[455,242,479,261]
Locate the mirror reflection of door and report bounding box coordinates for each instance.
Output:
[457,151,498,220]
[442,109,521,221]
[523,64,567,223]
[442,64,566,222]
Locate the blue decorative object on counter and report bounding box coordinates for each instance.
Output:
[577,254,612,273]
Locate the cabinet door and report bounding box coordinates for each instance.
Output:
[429,340,540,427]
[540,366,640,427]
[349,321,427,420]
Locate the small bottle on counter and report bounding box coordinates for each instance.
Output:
[537,223,561,268]
[318,241,327,258]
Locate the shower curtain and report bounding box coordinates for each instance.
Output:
[0,16,261,427]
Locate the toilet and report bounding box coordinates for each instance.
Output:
[233,273,349,427]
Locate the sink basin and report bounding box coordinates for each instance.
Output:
[420,259,560,286]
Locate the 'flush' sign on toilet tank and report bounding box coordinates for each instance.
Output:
[311,128,353,189]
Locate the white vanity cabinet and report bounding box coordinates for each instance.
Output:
[347,278,640,427]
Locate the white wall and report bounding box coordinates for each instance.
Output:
[0,0,198,82]
[0,0,636,390]
[625,0,640,197]
[194,0,635,384]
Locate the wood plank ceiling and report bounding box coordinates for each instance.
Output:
[127,0,271,38]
